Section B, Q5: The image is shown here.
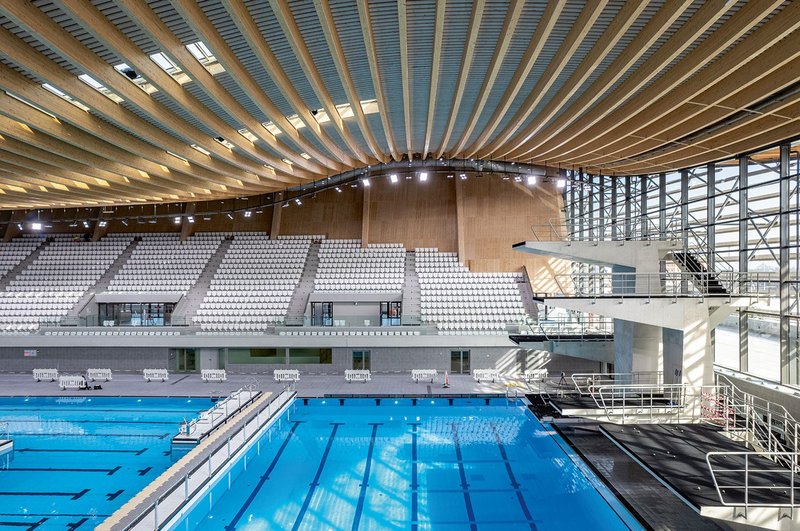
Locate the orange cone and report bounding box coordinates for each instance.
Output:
[443,370,450,388]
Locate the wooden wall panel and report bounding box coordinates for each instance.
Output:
[460,177,569,289]
[279,185,362,239]
[368,175,457,252]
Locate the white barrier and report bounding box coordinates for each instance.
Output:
[87,368,112,382]
[33,368,58,382]
[273,369,300,382]
[412,369,438,383]
[59,375,86,390]
[524,369,548,382]
[143,369,169,382]
[201,369,227,383]
[345,369,371,383]
[473,369,499,383]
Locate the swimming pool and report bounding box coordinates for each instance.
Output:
[175,397,642,530]
[0,396,213,529]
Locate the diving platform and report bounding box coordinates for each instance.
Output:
[171,387,261,447]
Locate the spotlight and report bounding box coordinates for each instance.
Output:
[526,175,536,186]
[556,179,566,189]
[389,173,398,184]
[362,178,370,187]
[244,210,252,218]
[16,223,22,230]
[226,212,234,219]
[173,216,181,224]
[98,220,108,228]
[295,198,302,205]
[419,172,428,182]
[31,222,42,231]
[335,187,342,193]
[514,175,522,182]
[83,220,90,228]
[187,216,195,223]
[121,219,128,226]
[282,202,289,208]
[69,221,78,228]
[459,173,467,180]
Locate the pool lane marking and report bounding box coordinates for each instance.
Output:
[16,448,147,455]
[11,432,170,439]
[0,465,121,475]
[450,424,477,531]
[291,422,344,531]
[409,423,420,531]
[351,423,381,531]
[224,421,304,531]
[491,424,537,530]
[0,517,47,529]
[0,489,89,500]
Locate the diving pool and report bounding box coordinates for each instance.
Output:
[175,397,642,530]
[0,396,213,529]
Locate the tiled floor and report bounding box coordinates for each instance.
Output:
[0,372,520,398]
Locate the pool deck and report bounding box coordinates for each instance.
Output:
[0,372,523,398]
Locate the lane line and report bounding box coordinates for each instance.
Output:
[409,423,420,531]
[451,423,477,531]
[351,423,381,531]
[291,423,343,531]
[224,421,303,530]
[491,423,537,530]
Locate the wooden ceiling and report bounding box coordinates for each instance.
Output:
[0,0,798,209]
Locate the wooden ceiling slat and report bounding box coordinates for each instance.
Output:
[435,0,486,159]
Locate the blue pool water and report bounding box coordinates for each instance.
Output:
[178,398,642,530]
[0,396,213,529]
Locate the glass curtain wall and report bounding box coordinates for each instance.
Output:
[564,140,800,387]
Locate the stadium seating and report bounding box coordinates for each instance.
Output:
[416,248,527,334]
[193,234,312,331]
[107,233,222,293]
[314,239,405,292]
[0,234,132,334]
[0,236,44,280]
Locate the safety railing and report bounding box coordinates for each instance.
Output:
[706,451,800,510]
[179,383,261,440]
[536,316,614,340]
[540,271,776,299]
[121,386,296,531]
[570,372,663,396]
[593,384,730,423]
[530,217,681,243]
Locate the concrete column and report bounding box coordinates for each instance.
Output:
[663,320,714,387]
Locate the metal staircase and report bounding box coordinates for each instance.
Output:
[672,251,729,295]
[284,242,320,325]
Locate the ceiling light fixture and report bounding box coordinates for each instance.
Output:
[419,172,428,182]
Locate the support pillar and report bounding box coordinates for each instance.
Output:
[179,203,196,241]
[455,176,466,261]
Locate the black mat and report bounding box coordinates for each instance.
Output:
[601,423,800,508]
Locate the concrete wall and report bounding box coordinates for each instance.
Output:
[0,346,169,372]
[226,347,601,375]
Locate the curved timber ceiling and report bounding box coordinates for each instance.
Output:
[0,0,798,209]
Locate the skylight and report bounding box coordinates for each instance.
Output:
[78,74,124,103]
[41,83,90,112]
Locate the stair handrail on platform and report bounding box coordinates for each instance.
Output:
[539,271,776,299]
[570,371,663,396]
[706,451,800,512]
[592,384,729,423]
[530,216,681,243]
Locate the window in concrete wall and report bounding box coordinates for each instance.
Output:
[290,348,332,364]
[228,348,285,364]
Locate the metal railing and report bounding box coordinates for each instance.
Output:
[122,386,296,531]
[178,384,260,439]
[530,217,681,243]
[570,372,664,396]
[536,316,614,340]
[540,271,776,299]
[706,451,800,510]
